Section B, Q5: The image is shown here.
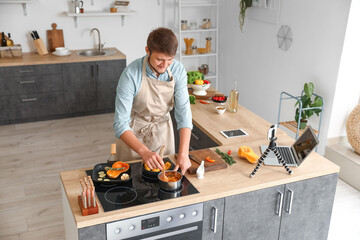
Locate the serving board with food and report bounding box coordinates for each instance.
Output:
[187,148,228,174]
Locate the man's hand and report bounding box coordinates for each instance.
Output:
[174,153,191,175]
[140,149,164,170]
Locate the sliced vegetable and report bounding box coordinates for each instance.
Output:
[164,161,172,170]
[205,157,215,163]
[200,100,211,104]
[215,148,236,166]
[228,150,231,155]
[238,146,259,164]
[107,169,122,179]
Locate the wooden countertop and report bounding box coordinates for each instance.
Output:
[60,98,339,229]
[0,48,126,67]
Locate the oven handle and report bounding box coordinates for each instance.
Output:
[140,226,198,240]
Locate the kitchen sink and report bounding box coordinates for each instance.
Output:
[77,49,116,57]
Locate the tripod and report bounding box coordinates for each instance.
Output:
[250,126,293,178]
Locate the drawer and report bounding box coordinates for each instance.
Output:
[0,92,65,121]
[0,74,62,96]
[0,64,61,77]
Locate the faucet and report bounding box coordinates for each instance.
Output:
[90,28,105,52]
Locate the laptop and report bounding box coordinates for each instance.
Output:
[261,126,319,167]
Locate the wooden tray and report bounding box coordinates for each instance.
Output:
[187,148,227,175]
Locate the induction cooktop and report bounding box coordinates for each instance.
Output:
[86,161,199,212]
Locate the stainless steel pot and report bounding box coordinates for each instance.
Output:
[158,170,183,192]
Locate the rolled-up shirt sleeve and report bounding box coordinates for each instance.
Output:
[113,65,138,138]
[173,63,193,131]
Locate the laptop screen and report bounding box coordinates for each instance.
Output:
[292,126,319,164]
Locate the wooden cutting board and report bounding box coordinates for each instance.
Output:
[187,149,227,175]
[188,88,224,100]
[47,23,64,52]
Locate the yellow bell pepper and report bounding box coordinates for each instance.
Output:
[195,79,204,85]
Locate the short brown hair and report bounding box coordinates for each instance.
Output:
[147,27,178,56]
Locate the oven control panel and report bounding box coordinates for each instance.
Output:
[106,203,203,240]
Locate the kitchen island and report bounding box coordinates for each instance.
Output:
[60,98,339,240]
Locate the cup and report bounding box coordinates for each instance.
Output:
[55,47,68,54]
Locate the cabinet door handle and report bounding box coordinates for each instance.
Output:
[91,65,94,78]
[19,80,35,84]
[191,132,200,141]
[211,206,218,233]
[18,70,34,73]
[276,191,284,217]
[286,188,294,214]
[96,64,99,77]
[21,97,37,102]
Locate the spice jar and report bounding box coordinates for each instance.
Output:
[201,18,211,29]
[190,22,197,30]
[201,64,209,75]
[181,20,189,30]
[205,37,212,53]
[198,66,204,74]
[191,46,198,55]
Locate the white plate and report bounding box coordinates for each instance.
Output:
[52,51,71,56]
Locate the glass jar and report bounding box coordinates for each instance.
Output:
[198,66,204,74]
[191,46,198,55]
[181,20,188,30]
[201,18,211,29]
[205,37,212,53]
[201,64,209,75]
[190,22,197,30]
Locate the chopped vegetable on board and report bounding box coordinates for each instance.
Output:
[215,148,236,166]
[205,157,215,163]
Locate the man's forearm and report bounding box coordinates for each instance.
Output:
[120,130,149,156]
[178,128,191,157]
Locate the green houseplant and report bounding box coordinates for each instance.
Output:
[239,0,252,31]
[295,82,323,129]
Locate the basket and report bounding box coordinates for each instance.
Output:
[0,44,22,58]
[346,104,360,155]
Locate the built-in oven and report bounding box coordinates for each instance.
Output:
[106,203,203,240]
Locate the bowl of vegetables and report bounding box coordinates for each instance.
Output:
[211,95,227,103]
[190,79,211,96]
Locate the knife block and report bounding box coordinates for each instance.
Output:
[78,195,99,216]
[34,38,48,56]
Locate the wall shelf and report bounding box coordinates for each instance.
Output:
[65,10,136,27]
[0,0,35,16]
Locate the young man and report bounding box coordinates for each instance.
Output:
[114,27,192,175]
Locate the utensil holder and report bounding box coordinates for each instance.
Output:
[78,195,99,216]
[34,38,48,56]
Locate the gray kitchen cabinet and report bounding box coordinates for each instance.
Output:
[78,224,106,240]
[62,62,97,113]
[96,59,125,110]
[203,198,225,240]
[62,60,125,114]
[223,185,284,240]
[279,173,338,240]
[223,173,338,240]
[0,64,64,124]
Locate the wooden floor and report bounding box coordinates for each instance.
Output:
[0,113,359,239]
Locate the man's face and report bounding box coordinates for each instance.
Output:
[146,47,175,74]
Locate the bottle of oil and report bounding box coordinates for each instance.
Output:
[107,143,118,163]
[1,32,7,47]
[229,81,239,113]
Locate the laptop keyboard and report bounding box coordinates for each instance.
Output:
[276,146,296,165]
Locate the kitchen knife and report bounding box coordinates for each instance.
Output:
[30,32,36,40]
[189,154,203,165]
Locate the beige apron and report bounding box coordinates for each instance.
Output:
[116,56,175,161]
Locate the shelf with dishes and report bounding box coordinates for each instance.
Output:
[65,10,136,27]
[181,51,217,58]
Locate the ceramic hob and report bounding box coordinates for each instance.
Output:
[86,161,199,212]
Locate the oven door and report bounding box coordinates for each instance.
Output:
[123,221,202,240]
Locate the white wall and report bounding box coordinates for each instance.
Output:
[218,0,351,154]
[0,0,174,64]
[328,0,360,138]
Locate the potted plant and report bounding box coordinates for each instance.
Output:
[294,82,323,129]
[239,0,252,31]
